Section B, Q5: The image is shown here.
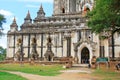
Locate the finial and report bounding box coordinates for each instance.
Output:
[40,4,43,10]
[13,16,16,23]
[28,10,30,15]
[10,16,18,30]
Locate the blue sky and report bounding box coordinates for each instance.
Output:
[0,0,53,48]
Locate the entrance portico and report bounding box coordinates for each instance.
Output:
[78,42,93,64]
[74,41,96,64]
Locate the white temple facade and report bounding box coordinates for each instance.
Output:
[7,0,120,63]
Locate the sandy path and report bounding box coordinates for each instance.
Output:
[7,71,95,80]
[5,68,97,80]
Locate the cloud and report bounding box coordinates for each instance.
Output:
[18,0,53,3]
[0,36,7,48]
[0,9,13,17]
[0,24,10,48]
[2,24,10,33]
[26,5,39,8]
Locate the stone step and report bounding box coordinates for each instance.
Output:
[72,64,89,68]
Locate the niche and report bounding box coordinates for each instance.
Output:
[62,8,65,13]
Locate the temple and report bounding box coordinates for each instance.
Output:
[7,0,120,64]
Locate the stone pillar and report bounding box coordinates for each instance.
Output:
[66,37,71,57]
[28,34,30,60]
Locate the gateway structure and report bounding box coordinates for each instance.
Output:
[7,0,120,63]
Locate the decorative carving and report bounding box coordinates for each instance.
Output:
[14,38,24,61]
[30,37,39,60]
[91,56,97,69]
[73,43,79,64]
[44,35,54,61]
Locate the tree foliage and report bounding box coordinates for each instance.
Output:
[0,46,6,61]
[87,0,120,34]
[0,14,6,36]
[0,14,6,29]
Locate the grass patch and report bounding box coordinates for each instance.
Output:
[92,69,120,80]
[0,63,64,76]
[0,71,27,80]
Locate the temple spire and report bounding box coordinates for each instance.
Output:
[10,17,18,32]
[36,4,45,18]
[25,10,31,20]
[11,17,17,27]
[40,4,43,11]
[13,16,16,23]
[24,10,32,23]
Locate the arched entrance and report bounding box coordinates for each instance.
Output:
[81,47,90,64]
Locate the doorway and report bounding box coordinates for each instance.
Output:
[81,47,90,64]
[48,55,51,61]
[62,8,65,13]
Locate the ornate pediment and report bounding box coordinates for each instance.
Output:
[73,38,97,52]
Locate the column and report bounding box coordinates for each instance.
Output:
[28,34,30,58]
[41,33,43,59]
[66,37,71,57]
[13,34,16,56]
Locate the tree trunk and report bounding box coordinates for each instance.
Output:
[111,32,115,58]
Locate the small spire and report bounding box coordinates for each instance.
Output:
[24,10,32,23]
[10,16,18,31]
[40,4,43,10]
[39,4,44,13]
[35,4,45,19]
[13,16,16,23]
[25,10,31,20]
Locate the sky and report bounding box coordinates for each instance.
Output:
[0,0,53,48]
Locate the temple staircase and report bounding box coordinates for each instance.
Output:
[72,64,89,68]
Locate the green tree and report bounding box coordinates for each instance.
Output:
[87,0,120,58]
[0,46,6,61]
[87,0,120,33]
[0,14,6,36]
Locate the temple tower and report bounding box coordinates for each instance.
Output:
[53,0,94,15]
